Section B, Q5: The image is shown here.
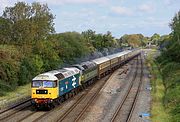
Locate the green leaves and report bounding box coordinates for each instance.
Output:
[0,45,21,89]
[18,55,44,85]
[0,17,12,44]
[33,40,62,71]
[156,10,180,122]
[49,32,90,64]
[82,30,118,51]
[119,34,146,48]
[1,2,55,45]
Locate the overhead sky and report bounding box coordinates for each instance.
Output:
[1,0,180,38]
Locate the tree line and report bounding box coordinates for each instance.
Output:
[0,1,165,96]
[156,11,180,122]
[0,2,123,96]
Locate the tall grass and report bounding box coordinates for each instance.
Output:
[146,50,171,122]
[0,83,31,109]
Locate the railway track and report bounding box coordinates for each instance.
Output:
[57,75,111,122]
[55,69,128,122]
[54,60,135,122]
[29,61,132,122]
[110,55,143,122]
[126,58,143,122]
[34,74,114,122]
[18,72,114,121]
[0,98,32,121]
[0,73,115,122]
[0,55,139,122]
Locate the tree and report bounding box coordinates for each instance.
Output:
[102,31,114,48]
[0,17,13,44]
[156,10,180,121]
[47,32,91,64]
[151,33,161,45]
[82,29,96,42]
[82,30,119,51]
[119,34,145,48]
[166,11,180,63]
[1,2,55,44]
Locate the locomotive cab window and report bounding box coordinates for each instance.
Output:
[32,80,57,88]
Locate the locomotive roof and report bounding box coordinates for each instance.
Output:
[32,67,80,81]
[80,61,96,69]
[72,64,84,71]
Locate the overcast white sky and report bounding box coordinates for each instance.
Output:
[1,0,180,38]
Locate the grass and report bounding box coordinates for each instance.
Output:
[146,50,171,122]
[0,83,31,109]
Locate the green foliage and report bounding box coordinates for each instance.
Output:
[82,30,119,51]
[157,54,180,122]
[146,51,170,122]
[1,2,55,45]
[171,103,180,122]
[18,55,44,85]
[119,34,146,47]
[49,32,90,64]
[0,81,12,96]
[0,1,142,99]
[151,33,161,45]
[158,35,170,47]
[156,10,180,122]
[0,45,21,91]
[0,2,56,94]
[33,40,62,71]
[165,85,180,106]
[170,11,180,40]
[0,17,12,44]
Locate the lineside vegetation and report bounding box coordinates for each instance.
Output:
[146,51,170,122]
[0,2,150,96]
[148,10,180,122]
[1,2,179,118]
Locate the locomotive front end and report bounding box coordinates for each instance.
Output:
[31,74,58,108]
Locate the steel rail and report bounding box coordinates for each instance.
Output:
[110,56,141,122]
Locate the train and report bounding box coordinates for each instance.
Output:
[31,49,141,109]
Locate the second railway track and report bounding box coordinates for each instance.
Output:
[57,74,112,122]
[28,60,133,122]
[0,53,141,122]
[34,72,117,122]
[0,98,32,122]
[111,55,143,122]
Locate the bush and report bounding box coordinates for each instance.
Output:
[0,45,21,90]
[157,59,180,121]
[171,103,180,122]
[0,80,12,96]
[18,55,44,85]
